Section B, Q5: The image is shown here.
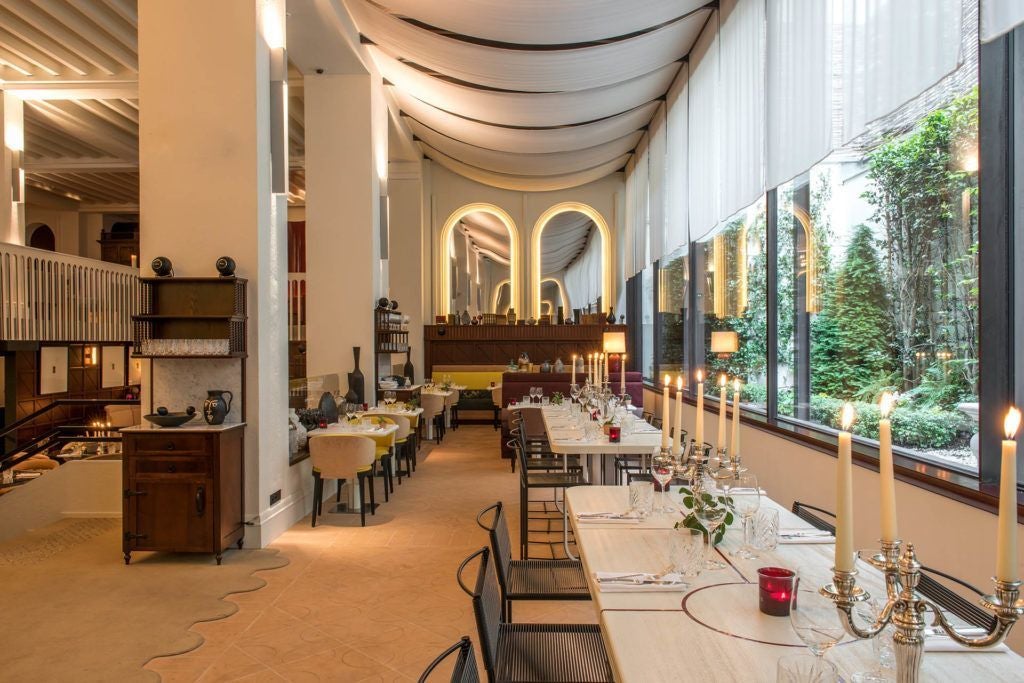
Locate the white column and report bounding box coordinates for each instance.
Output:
[388,162,424,379]
[138,0,289,545]
[304,74,385,391]
[0,91,25,245]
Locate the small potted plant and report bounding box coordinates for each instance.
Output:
[551,391,564,406]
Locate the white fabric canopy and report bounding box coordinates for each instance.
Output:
[539,212,595,274]
[687,11,721,241]
[624,155,638,278]
[563,228,602,308]
[664,63,689,255]
[981,0,1024,41]
[421,144,630,192]
[397,91,657,154]
[408,118,642,176]
[842,0,963,144]
[647,103,668,264]
[719,0,766,221]
[632,136,650,274]
[766,0,834,189]
[371,47,681,127]
[372,0,711,45]
[349,0,708,93]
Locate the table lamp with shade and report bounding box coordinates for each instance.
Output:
[710,330,739,358]
[603,331,626,374]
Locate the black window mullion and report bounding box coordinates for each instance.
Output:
[766,189,779,422]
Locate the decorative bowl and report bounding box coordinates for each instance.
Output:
[144,412,196,428]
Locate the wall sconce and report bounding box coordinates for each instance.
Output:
[84,345,99,366]
[269,46,288,194]
[10,149,23,203]
[710,331,739,358]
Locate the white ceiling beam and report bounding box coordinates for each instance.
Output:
[0,27,63,75]
[95,97,138,124]
[69,98,138,135]
[2,75,138,100]
[25,157,137,171]
[25,177,85,202]
[4,0,124,74]
[79,202,139,213]
[0,6,94,75]
[0,43,46,76]
[26,99,138,158]
[98,0,137,28]
[28,0,137,72]
[36,171,135,202]
[71,0,137,51]
[25,119,107,157]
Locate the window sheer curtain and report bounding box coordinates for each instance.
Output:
[624,156,638,278]
[647,103,668,264]
[981,0,1024,41]
[766,0,834,189]
[718,0,766,221]
[841,0,964,144]
[664,63,689,254]
[632,137,651,278]
[687,10,721,242]
[564,231,603,309]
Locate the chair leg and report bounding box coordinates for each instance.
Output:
[395,447,403,485]
[520,482,528,559]
[358,475,367,527]
[368,472,376,514]
[493,407,500,430]
[311,472,321,527]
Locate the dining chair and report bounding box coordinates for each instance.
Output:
[446,389,461,430]
[476,502,590,621]
[492,387,502,430]
[421,393,447,443]
[512,439,586,559]
[418,636,479,683]
[309,434,376,527]
[358,419,396,498]
[378,413,415,479]
[790,501,996,630]
[457,547,612,683]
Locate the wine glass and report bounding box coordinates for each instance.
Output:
[790,568,846,668]
[693,503,728,570]
[570,382,581,405]
[651,451,675,513]
[723,473,760,558]
[345,402,356,422]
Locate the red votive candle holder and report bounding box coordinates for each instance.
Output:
[318,419,328,429]
[608,426,621,443]
[757,567,796,617]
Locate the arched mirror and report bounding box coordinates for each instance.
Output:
[444,209,515,319]
[535,210,604,321]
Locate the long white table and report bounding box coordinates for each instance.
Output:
[566,486,1024,682]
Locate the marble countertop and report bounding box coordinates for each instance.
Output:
[121,422,246,432]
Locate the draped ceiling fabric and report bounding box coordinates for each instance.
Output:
[539,212,596,274]
[981,0,1024,41]
[664,63,689,255]
[338,0,713,191]
[687,10,721,242]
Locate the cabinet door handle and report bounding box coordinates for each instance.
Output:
[167,463,177,473]
[166,442,175,451]
[195,485,206,515]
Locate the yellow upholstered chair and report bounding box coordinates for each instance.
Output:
[356,418,397,500]
[309,434,376,527]
[421,392,446,443]
[377,413,413,479]
[445,390,461,430]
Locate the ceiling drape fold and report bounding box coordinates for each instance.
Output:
[647,103,668,264]
[368,0,711,44]
[686,11,721,242]
[981,0,1024,41]
[348,0,708,93]
[664,63,689,255]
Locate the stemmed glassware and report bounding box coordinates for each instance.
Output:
[345,402,356,422]
[570,382,581,405]
[789,567,846,672]
[651,451,675,514]
[722,473,760,558]
[693,503,728,570]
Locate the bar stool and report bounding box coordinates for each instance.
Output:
[421,393,446,443]
[309,434,376,527]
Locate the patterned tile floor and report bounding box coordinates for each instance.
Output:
[146,425,596,682]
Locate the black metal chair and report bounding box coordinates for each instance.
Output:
[457,547,612,683]
[476,502,590,621]
[419,636,480,683]
[791,501,996,630]
[513,439,586,559]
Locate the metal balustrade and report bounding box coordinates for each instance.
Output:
[0,243,138,342]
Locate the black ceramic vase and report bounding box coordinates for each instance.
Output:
[403,347,415,382]
[347,346,365,404]
[203,389,233,425]
[318,392,339,423]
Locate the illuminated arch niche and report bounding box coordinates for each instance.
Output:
[531,202,612,319]
[439,203,519,317]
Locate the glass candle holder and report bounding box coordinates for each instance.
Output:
[757,567,796,617]
[608,425,621,443]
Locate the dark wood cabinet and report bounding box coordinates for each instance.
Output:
[122,424,245,565]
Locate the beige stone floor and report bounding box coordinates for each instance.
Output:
[146,425,596,682]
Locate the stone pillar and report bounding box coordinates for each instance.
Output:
[0,91,25,245]
[138,0,291,545]
[304,74,386,393]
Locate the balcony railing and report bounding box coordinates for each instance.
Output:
[289,272,305,341]
[0,243,139,342]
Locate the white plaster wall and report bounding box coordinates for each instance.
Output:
[79,212,105,260]
[26,206,81,255]
[643,387,1024,652]
[426,164,625,319]
[387,165,425,380]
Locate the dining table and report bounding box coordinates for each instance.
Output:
[566,485,1024,682]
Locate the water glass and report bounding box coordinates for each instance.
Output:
[671,528,704,577]
[776,654,839,683]
[541,396,550,406]
[628,481,654,519]
[753,508,780,551]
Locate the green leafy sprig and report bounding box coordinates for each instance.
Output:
[674,485,735,545]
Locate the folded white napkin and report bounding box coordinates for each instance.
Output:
[575,512,640,525]
[594,571,688,592]
[924,634,1010,653]
[778,528,835,544]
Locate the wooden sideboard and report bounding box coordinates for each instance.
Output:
[424,324,628,375]
[121,423,245,565]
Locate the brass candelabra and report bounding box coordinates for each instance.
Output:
[821,540,1023,682]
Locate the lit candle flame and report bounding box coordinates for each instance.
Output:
[719,374,727,387]
[696,369,703,383]
[879,392,894,418]
[841,403,855,431]
[1005,407,1021,440]
[733,378,741,392]
[664,374,671,387]
[676,375,683,390]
